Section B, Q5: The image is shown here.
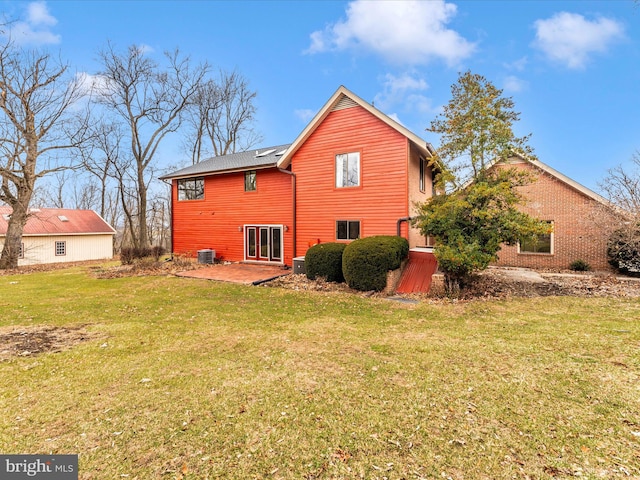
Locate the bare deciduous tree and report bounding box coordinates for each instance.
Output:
[184,70,261,164]
[80,120,123,219]
[0,43,87,269]
[600,152,640,215]
[598,152,640,272]
[94,44,208,249]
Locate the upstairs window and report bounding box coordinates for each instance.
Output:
[336,152,360,188]
[177,177,204,201]
[245,170,257,191]
[520,222,553,254]
[419,157,426,193]
[336,220,360,241]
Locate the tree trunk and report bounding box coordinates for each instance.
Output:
[0,201,29,269]
[137,165,149,250]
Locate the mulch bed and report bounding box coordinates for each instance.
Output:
[265,269,640,300]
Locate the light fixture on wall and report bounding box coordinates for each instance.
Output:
[284,225,289,232]
[238,226,242,232]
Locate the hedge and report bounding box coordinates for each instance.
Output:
[305,242,347,282]
[342,236,409,291]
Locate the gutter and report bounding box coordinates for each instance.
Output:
[397,216,414,238]
[278,168,297,260]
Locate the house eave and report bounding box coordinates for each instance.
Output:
[160,163,280,181]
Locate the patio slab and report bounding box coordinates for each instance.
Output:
[176,263,291,285]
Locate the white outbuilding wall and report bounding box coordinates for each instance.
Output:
[1,234,114,266]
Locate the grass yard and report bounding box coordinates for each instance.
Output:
[0,265,639,479]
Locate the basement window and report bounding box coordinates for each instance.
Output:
[177,177,204,201]
[336,220,360,241]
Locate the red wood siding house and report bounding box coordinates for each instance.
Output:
[162,86,619,274]
[161,86,436,266]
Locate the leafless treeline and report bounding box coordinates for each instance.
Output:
[0,35,260,269]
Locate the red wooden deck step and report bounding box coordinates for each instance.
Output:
[395,250,438,294]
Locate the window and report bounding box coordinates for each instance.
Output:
[177,177,204,201]
[19,243,24,259]
[336,152,360,188]
[245,170,256,191]
[520,222,553,254]
[419,157,426,193]
[336,220,360,240]
[55,241,66,256]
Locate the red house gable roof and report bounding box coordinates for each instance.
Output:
[0,207,116,236]
[277,85,436,169]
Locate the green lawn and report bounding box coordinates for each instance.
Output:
[1,266,639,479]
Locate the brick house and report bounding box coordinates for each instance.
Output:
[493,156,617,271]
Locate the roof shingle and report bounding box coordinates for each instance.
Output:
[160,144,291,180]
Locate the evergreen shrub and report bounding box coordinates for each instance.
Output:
[305,242,347,282]
[342,236,409,292]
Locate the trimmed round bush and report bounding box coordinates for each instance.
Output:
[305,242,347,282]
[342,236,409,292]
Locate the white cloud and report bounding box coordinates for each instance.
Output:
[27,1,57,26]
[4,1,61,45]
[533,12,624,69]
[294,109,316,123]
[136,44,155,55]
[503,56,528,72]
[407,93,435,114]
[305,0,475,66]
[503,75,527,93]
[387,113,405,126]
[374,73,429,111]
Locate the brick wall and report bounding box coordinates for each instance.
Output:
[494,160,616,271]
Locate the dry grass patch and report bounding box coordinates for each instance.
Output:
[0,265,639,479]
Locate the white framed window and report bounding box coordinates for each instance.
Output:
[19,243,24,259]
[336,152,360,188]
[419,157,426,193]
[519,222,553,254]
[245,170,256,191]
[336,220,360,241]
[55,241,66,256]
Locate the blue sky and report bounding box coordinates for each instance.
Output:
[2,0,639,193]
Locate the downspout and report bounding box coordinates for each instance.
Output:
[161,178,174,260]
[397,216,413,238]
[278,168,297,261]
